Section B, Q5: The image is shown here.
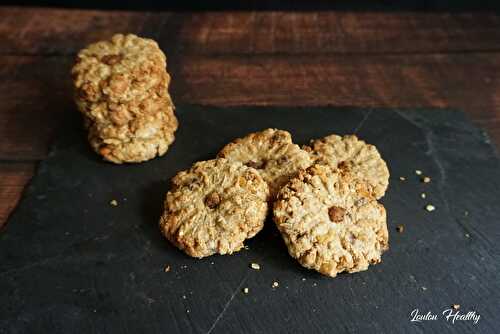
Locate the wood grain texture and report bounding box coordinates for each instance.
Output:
[1,8,500,55]
[0,163,34,228]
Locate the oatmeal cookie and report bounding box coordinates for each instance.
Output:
[159,159,269,258]
[217,129,311,199]
[304,134,389,198]
[273,164,389,277]
[72,33,177,163]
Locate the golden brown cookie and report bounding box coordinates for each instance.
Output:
[217,129,312,199]
[273,164,389,277]
[304,134,389,199]
[72,33,177,163]
[159,159,269,258]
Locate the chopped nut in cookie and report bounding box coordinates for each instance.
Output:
[328,206,346,223]
[245,160,266,169]
[101,54,123,65]
[205,192,221,209]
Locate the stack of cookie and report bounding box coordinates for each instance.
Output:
[159,129,390,278]
[72,34,178,164]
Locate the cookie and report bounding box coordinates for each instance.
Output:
[273,164,389,277]
[217,129,312,199]
[72,33,177,163]
[159,158,269,258]
[304,134,389,199]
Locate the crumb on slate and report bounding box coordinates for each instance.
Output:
[415,170,422,175]
[182,295,186,299]
[422,176,431,183]
[396,225,404,233]
[399,176,406,181]
[421,193,426,199]
[465,233,470,238]
[110,199,118,206]
[272,281,279,288]
[302,278,306,281]
[243,287,249,294]
[425,204,436,212]
[164,265,171,272]
[452,304,460,310]
[422,286,427,291]
[250,263,261,270]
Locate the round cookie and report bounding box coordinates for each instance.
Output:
[217,129,312,199]
[72,33,177,163]
[273,164,389,277]
[159,158,269,258]
[304,134,389,199]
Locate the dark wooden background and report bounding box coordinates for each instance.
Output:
[1,6,500,227]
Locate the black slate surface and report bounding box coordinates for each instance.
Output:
[1,107,500,334]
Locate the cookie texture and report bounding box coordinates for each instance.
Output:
[304,134,389,198]
[159,159,269,258]
[273,164,389,277]
[72,33,177,163]
[217,129,312,199]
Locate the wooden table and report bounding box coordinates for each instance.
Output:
[1,7,499,227]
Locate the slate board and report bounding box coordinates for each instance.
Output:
[1,107,500,334]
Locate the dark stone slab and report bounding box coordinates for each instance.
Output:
[1,107,499,333]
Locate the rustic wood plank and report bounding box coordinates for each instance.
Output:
[1,8,500,55]
[0,7,166,55]
[176,12,500,54]
[0,163,35,229]
[1,52,499,161]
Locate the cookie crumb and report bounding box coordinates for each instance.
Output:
[399,176,406,181]
[250,263,261,270]
[186,309,190,314]
[464,211,469,216]
[425,204,436,212]
[182,295,186,299]
[243,287,249,294]
[272,281,279,288]
[422,176,431,183]
[164,265,171,272]
[421,193,426,199]
[452,304,460,310]
[313,283,317,287]
[465,233,470,238]
[243,245,250,250]
[301,278,306,281]
[415,170,422,175]
[396,225,404,233]
[422,286,427,291]
[110,199,118,206]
